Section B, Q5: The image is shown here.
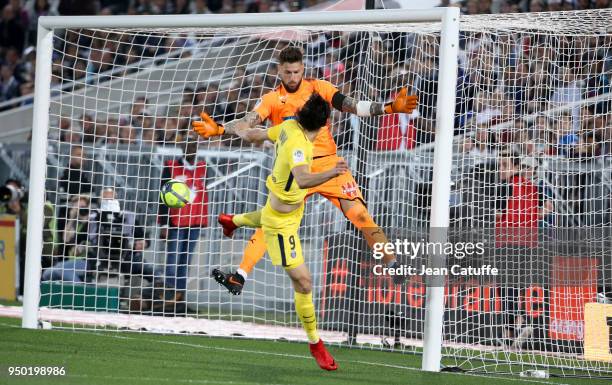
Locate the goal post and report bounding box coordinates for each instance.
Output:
[422,6,460,372]
[22,24,55,330]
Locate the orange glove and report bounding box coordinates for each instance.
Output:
[384,88,418,114]
[192,112,225,138]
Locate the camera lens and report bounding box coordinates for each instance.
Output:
[79,208,89,217]
[0,185,16,203]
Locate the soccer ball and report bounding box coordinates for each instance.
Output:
[160,179,191,208]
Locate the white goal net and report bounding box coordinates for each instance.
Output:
[22,9,612,378]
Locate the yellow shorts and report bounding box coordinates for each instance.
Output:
[261,201,305,270]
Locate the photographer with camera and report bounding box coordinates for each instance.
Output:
[86,187,137,284]
[42,194,91,283]
[0,179,27,295]
[1,179,57,296]
[56,145,93,245]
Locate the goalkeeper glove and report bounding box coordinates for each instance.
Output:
[192,112,225,138]
[384,88,418,114]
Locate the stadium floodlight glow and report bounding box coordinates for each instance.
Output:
[22,7,612,379]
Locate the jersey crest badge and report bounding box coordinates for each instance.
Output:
[293,149,305,163]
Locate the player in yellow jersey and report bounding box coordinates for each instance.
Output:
[218,93,345,370]
[193,46,417,295]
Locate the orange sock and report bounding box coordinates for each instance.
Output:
[238,227,267,274]
[345,203,395,264]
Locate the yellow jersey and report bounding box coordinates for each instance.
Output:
[266,120,313,205]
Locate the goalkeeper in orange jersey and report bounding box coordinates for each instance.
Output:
[193,46,418,295]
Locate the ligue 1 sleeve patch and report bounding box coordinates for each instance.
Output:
[293,149,305,163]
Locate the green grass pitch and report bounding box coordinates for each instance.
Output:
[0,315,609,385]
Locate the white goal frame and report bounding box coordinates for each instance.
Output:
[22,8,460,373]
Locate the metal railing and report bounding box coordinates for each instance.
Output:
[2,141,610,230]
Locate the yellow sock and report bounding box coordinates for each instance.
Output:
[294,291,319,344]
[233,210,262,228]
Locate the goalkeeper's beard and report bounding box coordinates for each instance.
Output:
[282,79,301,93]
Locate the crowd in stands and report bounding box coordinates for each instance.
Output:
[0,0,316,109]
[32,0,609,240]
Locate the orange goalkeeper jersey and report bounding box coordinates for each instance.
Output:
[254,78,339,158]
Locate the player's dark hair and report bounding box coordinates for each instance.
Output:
[297,93,330,132]
[278,46,303,64]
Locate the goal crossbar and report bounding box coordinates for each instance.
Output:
[37,9,452,29]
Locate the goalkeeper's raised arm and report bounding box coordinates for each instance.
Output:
[192,46,417,140]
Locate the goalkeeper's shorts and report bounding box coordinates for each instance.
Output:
[261,200,305,270]
[307,154,364,205]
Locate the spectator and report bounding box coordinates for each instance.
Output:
[155,116,180,144]
[549,67,583,128]
[4,46,20,71]
[528,0,547,12]
[571,129,602,158]
[57,145,92,250]
[0,63,20,105]
[575,0,591,8]
[14,45,35,84]
[551,111,578,157]
[0,4,25,54]
[60,128,83,144]
[171,0,191,14]
[471,90,508,126]
[128,95,148,127]
[158,131,208,301]
[96,120,120,146]
[462,127,498,159]
[199,82,226,118]
[43,194,92,283]
[119,124,139,144]
[81,113,96,143]
[594,0,611,8]
[520,157,555,226]
[190,0,207,13]
[57,0,96,15]
[120,226,159,282]
[59,144,92,196]
[495,152,541,246]
[206,0,223,13]
[140,126,156,145]
[24,0,58,45]
[0,178,30,295]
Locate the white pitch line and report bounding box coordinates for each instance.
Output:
[66,374,284,385]
[98,332,566,385]
[1,323,568,385]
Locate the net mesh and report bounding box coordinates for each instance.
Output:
[31,9,612,377]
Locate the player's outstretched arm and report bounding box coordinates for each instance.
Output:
[332,88,418,117]
[192,111,263,139]
[292,159,349,189]
[237,126,269,144]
